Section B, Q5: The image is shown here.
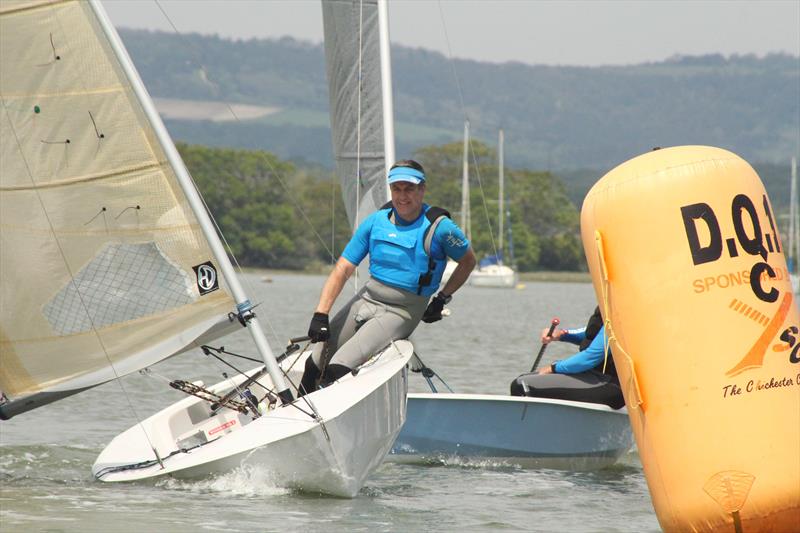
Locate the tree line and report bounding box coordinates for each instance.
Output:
[122,29,799,172]
[180,141,584,272]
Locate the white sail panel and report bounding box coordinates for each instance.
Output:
[322,0,388,231]
[0,0,236,417]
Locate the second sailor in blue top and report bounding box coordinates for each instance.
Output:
[300,160,476,395]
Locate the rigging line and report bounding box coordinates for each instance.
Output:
[203,349,279,404]
[469,135,500,258]
[353,0,365,293]
[152,0,259,301]
[351,0,364,294]
[149,0,335,345]
[153,0,335,263]
[355,0,364,237]
[151,2,368,309]
[28,3,161,461]
[200,344,320,420]
[435,2,500,259]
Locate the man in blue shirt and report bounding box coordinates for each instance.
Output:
[510,307,625,409]
[300,160,476,395]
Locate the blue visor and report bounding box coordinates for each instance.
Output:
[388,166,425,185]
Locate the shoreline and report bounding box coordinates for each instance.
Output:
[243,267,591,283]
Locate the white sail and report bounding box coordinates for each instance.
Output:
[0,0,238,418]
[322,0,389,232]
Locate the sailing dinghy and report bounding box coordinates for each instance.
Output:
[93,340,412,496]
[389,366,632,468]
[0,0,410,497]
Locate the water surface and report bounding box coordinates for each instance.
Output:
[1,273,659,532]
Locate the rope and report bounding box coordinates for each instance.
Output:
[409,350,453,393]
[151,0,338,344]
[435,2,500,260]
[94,436,221,479]
[169,380,252,415]
[594,231,643,409]
[139,343,320,420]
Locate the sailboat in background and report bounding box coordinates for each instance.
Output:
[439,121,470,285]
[1,0,410,497]
[469,129,518,288]
[452,121,473,283]
[787,157,799,294]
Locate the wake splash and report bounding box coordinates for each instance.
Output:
[425,454,523,471]
[157,464,291,497]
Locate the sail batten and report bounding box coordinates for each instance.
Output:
[0,0,238,418]
[0,161,163,191]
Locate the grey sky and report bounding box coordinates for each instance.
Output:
[102,0,800,67]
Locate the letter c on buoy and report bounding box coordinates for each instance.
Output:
[749,262,778,303]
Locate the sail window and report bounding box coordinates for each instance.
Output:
[44,242,195,335]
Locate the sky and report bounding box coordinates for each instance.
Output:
[102,0,800,67]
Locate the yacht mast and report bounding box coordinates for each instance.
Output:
[377,0,395,201]
[461,120,471,241]
[498,129,504,263]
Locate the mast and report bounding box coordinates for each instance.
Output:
[461,120,471,241]
[89,0,292,402]
[498,129,504,263]
[377,0,395,202]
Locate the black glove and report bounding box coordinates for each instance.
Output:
[308,312,330,342]
[422,292,451,323]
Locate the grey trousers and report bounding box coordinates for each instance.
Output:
[510,370,625,409]
[312,278,429,370]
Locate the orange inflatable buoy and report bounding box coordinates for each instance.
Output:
[581,146,799,532]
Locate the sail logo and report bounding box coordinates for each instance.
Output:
[681,193,782,303]
[193,261,219,295]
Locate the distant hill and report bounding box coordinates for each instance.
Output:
[119,29,799,212]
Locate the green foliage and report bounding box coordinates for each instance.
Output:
[178,143,350,270]
[178,141,584,272]
[413,140,583,271]
[120,29,799,175]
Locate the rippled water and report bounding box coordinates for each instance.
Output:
[1,273,660,532]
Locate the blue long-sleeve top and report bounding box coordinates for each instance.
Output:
[553,326,609,374]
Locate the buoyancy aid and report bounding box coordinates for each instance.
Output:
[581,306,618,379]
[369,203,450,297]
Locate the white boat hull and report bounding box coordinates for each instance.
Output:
[388,393,633,469]
[93,340,413,497]
[469,264,518,288]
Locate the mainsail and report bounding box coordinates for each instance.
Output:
[322,0,389,231]
[0,0,237,418]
